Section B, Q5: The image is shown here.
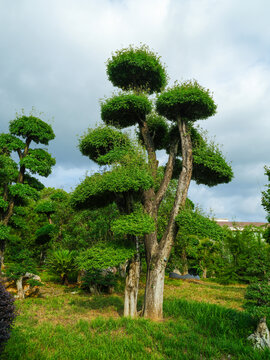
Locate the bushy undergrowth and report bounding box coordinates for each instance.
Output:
[0,283,16,352]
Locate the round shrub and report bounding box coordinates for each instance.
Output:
[0,283,16,350]
[101,93,152,128]
[156,80,217,122]
[106,45,168,94]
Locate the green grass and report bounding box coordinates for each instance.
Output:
[1,279,269,359]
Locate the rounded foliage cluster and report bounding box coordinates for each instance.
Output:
[0,224,10,240]
[20,149,56,177]
[9,115,55,145]
[35,224,56,245]
[106,45,168,94]
[111,212,155,237]
[156,81,217,122]
[244,281,270,319]
[192,143,233,186]
[0,283,16,351]
[75,242,135,270]
[176,209,227,242]
[35,200,56,215]
[23,174,45,191]
[79,126,131,165]
[0,156,18,184]
[101,93,152,128]
[70,163,153,210]
[8,183,39,201]
[0,134,24,155]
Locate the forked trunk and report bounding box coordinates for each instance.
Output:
[142,258,166,320]
[124,257,140,318]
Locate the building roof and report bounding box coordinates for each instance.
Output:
[215,219,268,230]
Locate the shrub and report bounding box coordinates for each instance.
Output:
[82,269,117,294]
[46,249,76,285]
[0,283,16,351]
[244,281,270,320]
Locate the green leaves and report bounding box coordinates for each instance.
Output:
[107,45,168,94]
[156,80,217,122]
[75,242,135,270]
[20,149,56,177]
[0,134,24,155]
[71,161,153,210]
[244,282,270,319]
[9,115,55,145]
[101,93,152,128]
[35,200,56,215]
[79,126,131,165]
[111,212,155,236]
[8,183,40,201]
[0,224,10,240]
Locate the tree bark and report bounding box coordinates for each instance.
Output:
[16,276,25,300]
[181,250,189,275]
[248,317,270,350]
[124,236,140,318]
[0,241,5,274]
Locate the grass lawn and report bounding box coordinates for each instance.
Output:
[1,277,269,360]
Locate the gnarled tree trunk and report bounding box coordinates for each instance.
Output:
[248,317,270,350]
[124,236,140,318]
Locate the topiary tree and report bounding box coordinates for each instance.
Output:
[0,112,55,272]
[0,282,16,351]
[73,45,233,320]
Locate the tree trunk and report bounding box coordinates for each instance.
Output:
[142,117,193,320]
[248,317,270,350]
[124,236,140,318]
[16,276,25,300]
[181,250,189,275]
[142,257,166,320]
[202,267,207,279]
[124,257,140,318]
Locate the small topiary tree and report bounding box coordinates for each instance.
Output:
[244,281,270,350]
[0,282,16,351]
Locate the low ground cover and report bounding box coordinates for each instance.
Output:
[1,278,268,360]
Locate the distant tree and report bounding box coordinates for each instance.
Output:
[73,45,233,319]
[0,112,55,271]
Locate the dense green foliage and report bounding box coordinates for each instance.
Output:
[244,281,270,319]
[106,45,168,94]
[101,93,152,128]
[79,126,131,165]
[46,250,76,284]
[35,200,56,215]
[156,81,217,121]
[5,249,37,281]
[8,183,39,202]
[75,242,135,271]
[111,212,155,236]
[71,162,153,210]
[0,283,16,351]
[20,149,55,177]
[9,115,55,145]
[137,113,169,150]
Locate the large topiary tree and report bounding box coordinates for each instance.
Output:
[0,113,55,272]
[73,45,233,320]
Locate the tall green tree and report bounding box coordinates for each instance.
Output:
[0,113,55,271]
[73,45,233,319]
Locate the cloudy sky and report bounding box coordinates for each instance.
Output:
[0,0,269,221]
